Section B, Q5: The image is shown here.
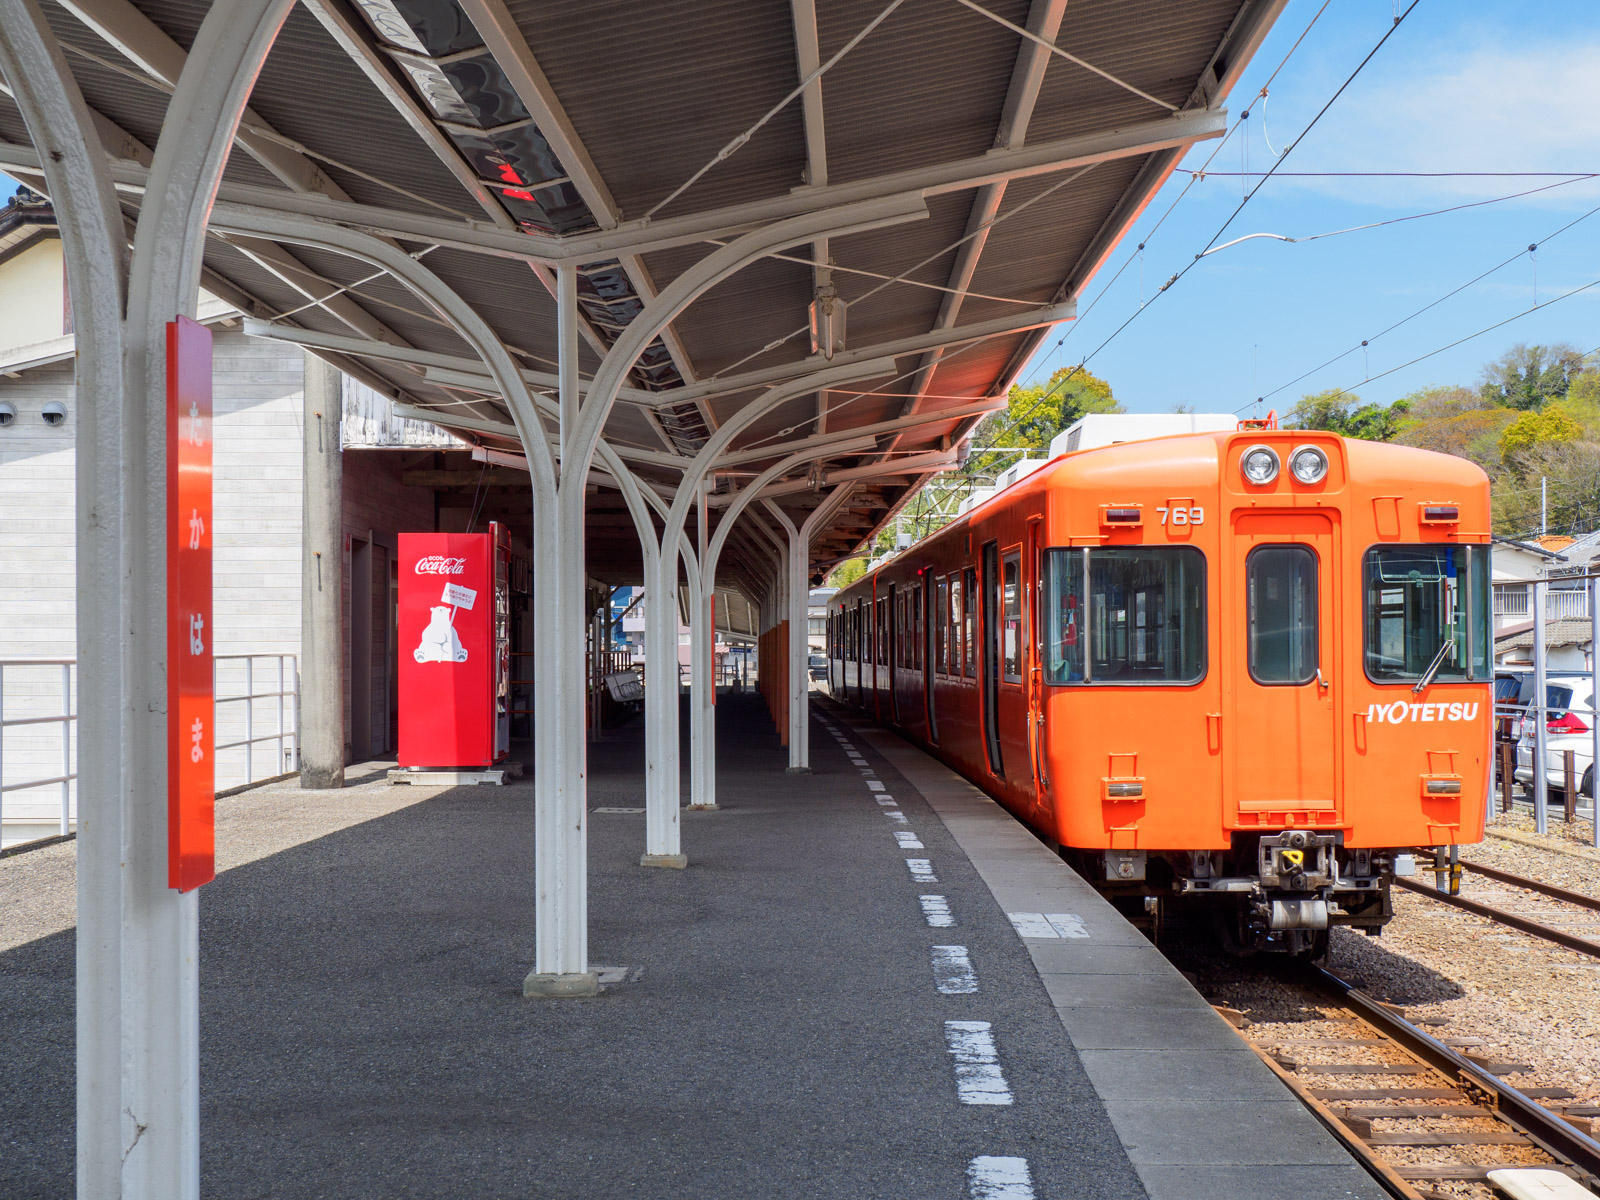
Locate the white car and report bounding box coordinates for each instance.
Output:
[1515,680,1596,799]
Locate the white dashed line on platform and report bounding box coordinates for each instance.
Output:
[944,1022,1013,1105]
[885,810,909,823]
[907,858,937,883]
[931,945,977,994]
[967,1156,1036,1199]
[867,780,886,791]
[920,894,954,927]
[590,807,644,814]
[875,796,896,805]
[894,830,924,850]
[1006,913,1091,939]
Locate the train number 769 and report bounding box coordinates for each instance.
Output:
[1156,506,1204,526]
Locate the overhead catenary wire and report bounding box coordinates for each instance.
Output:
[992,0,1424,439]
[1289,277,1600,409]
[1255,194,1600,407]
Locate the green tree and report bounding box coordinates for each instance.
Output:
[1492,438,1600,535]
[1392,384,1514,469]
[969,365,1123,455]
[1499,404,1586,458]
[1284,389,1410,441]
[826,557,868,589]
[1478,342,1585,410]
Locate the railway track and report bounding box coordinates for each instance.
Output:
[1397,858,1600,960]
[1221,964,1600,1199]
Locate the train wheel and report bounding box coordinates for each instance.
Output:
[1291,929,1331,962]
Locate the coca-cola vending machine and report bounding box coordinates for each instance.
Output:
[397,524,511,769]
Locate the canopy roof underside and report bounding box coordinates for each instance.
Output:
[0,0,1285,589]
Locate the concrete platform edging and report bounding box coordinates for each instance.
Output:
[827,704,1386,1200]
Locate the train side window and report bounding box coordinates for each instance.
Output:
[962,566,977,677]
[1043,547,1206,685]
[935,576,950,674]
[1001,549,1022,683]
[950,573,964,677]
[877,597,888,667]
[1363,544,1490,683]
[912,584,923,670]
[1247,545,1318,685]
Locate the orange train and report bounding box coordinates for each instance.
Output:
[828,421,1492,954]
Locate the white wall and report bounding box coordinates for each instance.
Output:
[0,238,66,354]
[0,330,308,838]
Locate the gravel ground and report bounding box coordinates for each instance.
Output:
[1164,810,1600,1199]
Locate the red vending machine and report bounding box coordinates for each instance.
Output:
[397,523,512,769]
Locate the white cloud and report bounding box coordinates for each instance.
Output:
[1257,32,1600,207]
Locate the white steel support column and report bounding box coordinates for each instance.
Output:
[640,540,689,867]
[761,485,856,771]
[0,1,295,1194]
[686,479,713,812]
[761,502,809,770]
[527,262,597,994]
[0,6,128,1194]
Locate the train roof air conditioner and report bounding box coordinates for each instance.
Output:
[1048,413,1238,458]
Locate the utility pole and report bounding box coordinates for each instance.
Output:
[1542,476,1548,534]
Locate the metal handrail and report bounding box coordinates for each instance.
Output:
[0,661,74,843]
[2,653,299,851]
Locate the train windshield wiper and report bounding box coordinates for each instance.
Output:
[1412,630,1457,694]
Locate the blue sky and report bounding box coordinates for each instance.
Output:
[1016,0,1600,417]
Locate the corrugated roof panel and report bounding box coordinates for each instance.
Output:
[506,0,807,221]
[818,0,1030,184]
[243,4,491,219]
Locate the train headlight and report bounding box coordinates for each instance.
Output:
[1289,445,1329,485]
[1241,445,1280,486]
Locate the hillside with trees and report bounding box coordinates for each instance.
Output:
[1284,342,1600,537]
[824,365,1122,585]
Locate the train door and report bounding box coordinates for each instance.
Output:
[1226,512,1340,818]
[1025,521,1048,808]
[924,579,939,744]
[980,540,1004,777]
[887,582,900,724]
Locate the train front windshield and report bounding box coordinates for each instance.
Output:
[1362,544,1491,683]
[1044,548,1206,685]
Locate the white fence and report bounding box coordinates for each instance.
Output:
[0,654,298,850]
[1495,586,1591,621]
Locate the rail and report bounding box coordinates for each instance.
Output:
[1,654,298,851]
[1225,963,1600,1194]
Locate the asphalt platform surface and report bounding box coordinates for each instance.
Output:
[2,692,1148,1198]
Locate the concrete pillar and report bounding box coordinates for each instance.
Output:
[299,352,345,789]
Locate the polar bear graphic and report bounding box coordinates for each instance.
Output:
[414,606,468,663]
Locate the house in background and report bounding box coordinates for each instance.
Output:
[1494,620,1594,672]
[0,191,485,844]
[1492,533,1595,630]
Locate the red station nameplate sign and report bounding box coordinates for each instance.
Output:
[167,316,214,891]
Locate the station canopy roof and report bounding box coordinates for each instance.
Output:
[0,0,1284,585]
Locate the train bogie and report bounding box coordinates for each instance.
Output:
[828,422,1492,953]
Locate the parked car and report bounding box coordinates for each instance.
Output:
[808,653,828,682]
[1514,679,1596,799]
[1497,669,1589,743]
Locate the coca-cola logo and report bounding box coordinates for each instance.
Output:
[414,556,466,575]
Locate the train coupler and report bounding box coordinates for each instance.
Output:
[1258,830,1341,891]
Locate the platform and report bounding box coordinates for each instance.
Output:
[1,693,1381,1199]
